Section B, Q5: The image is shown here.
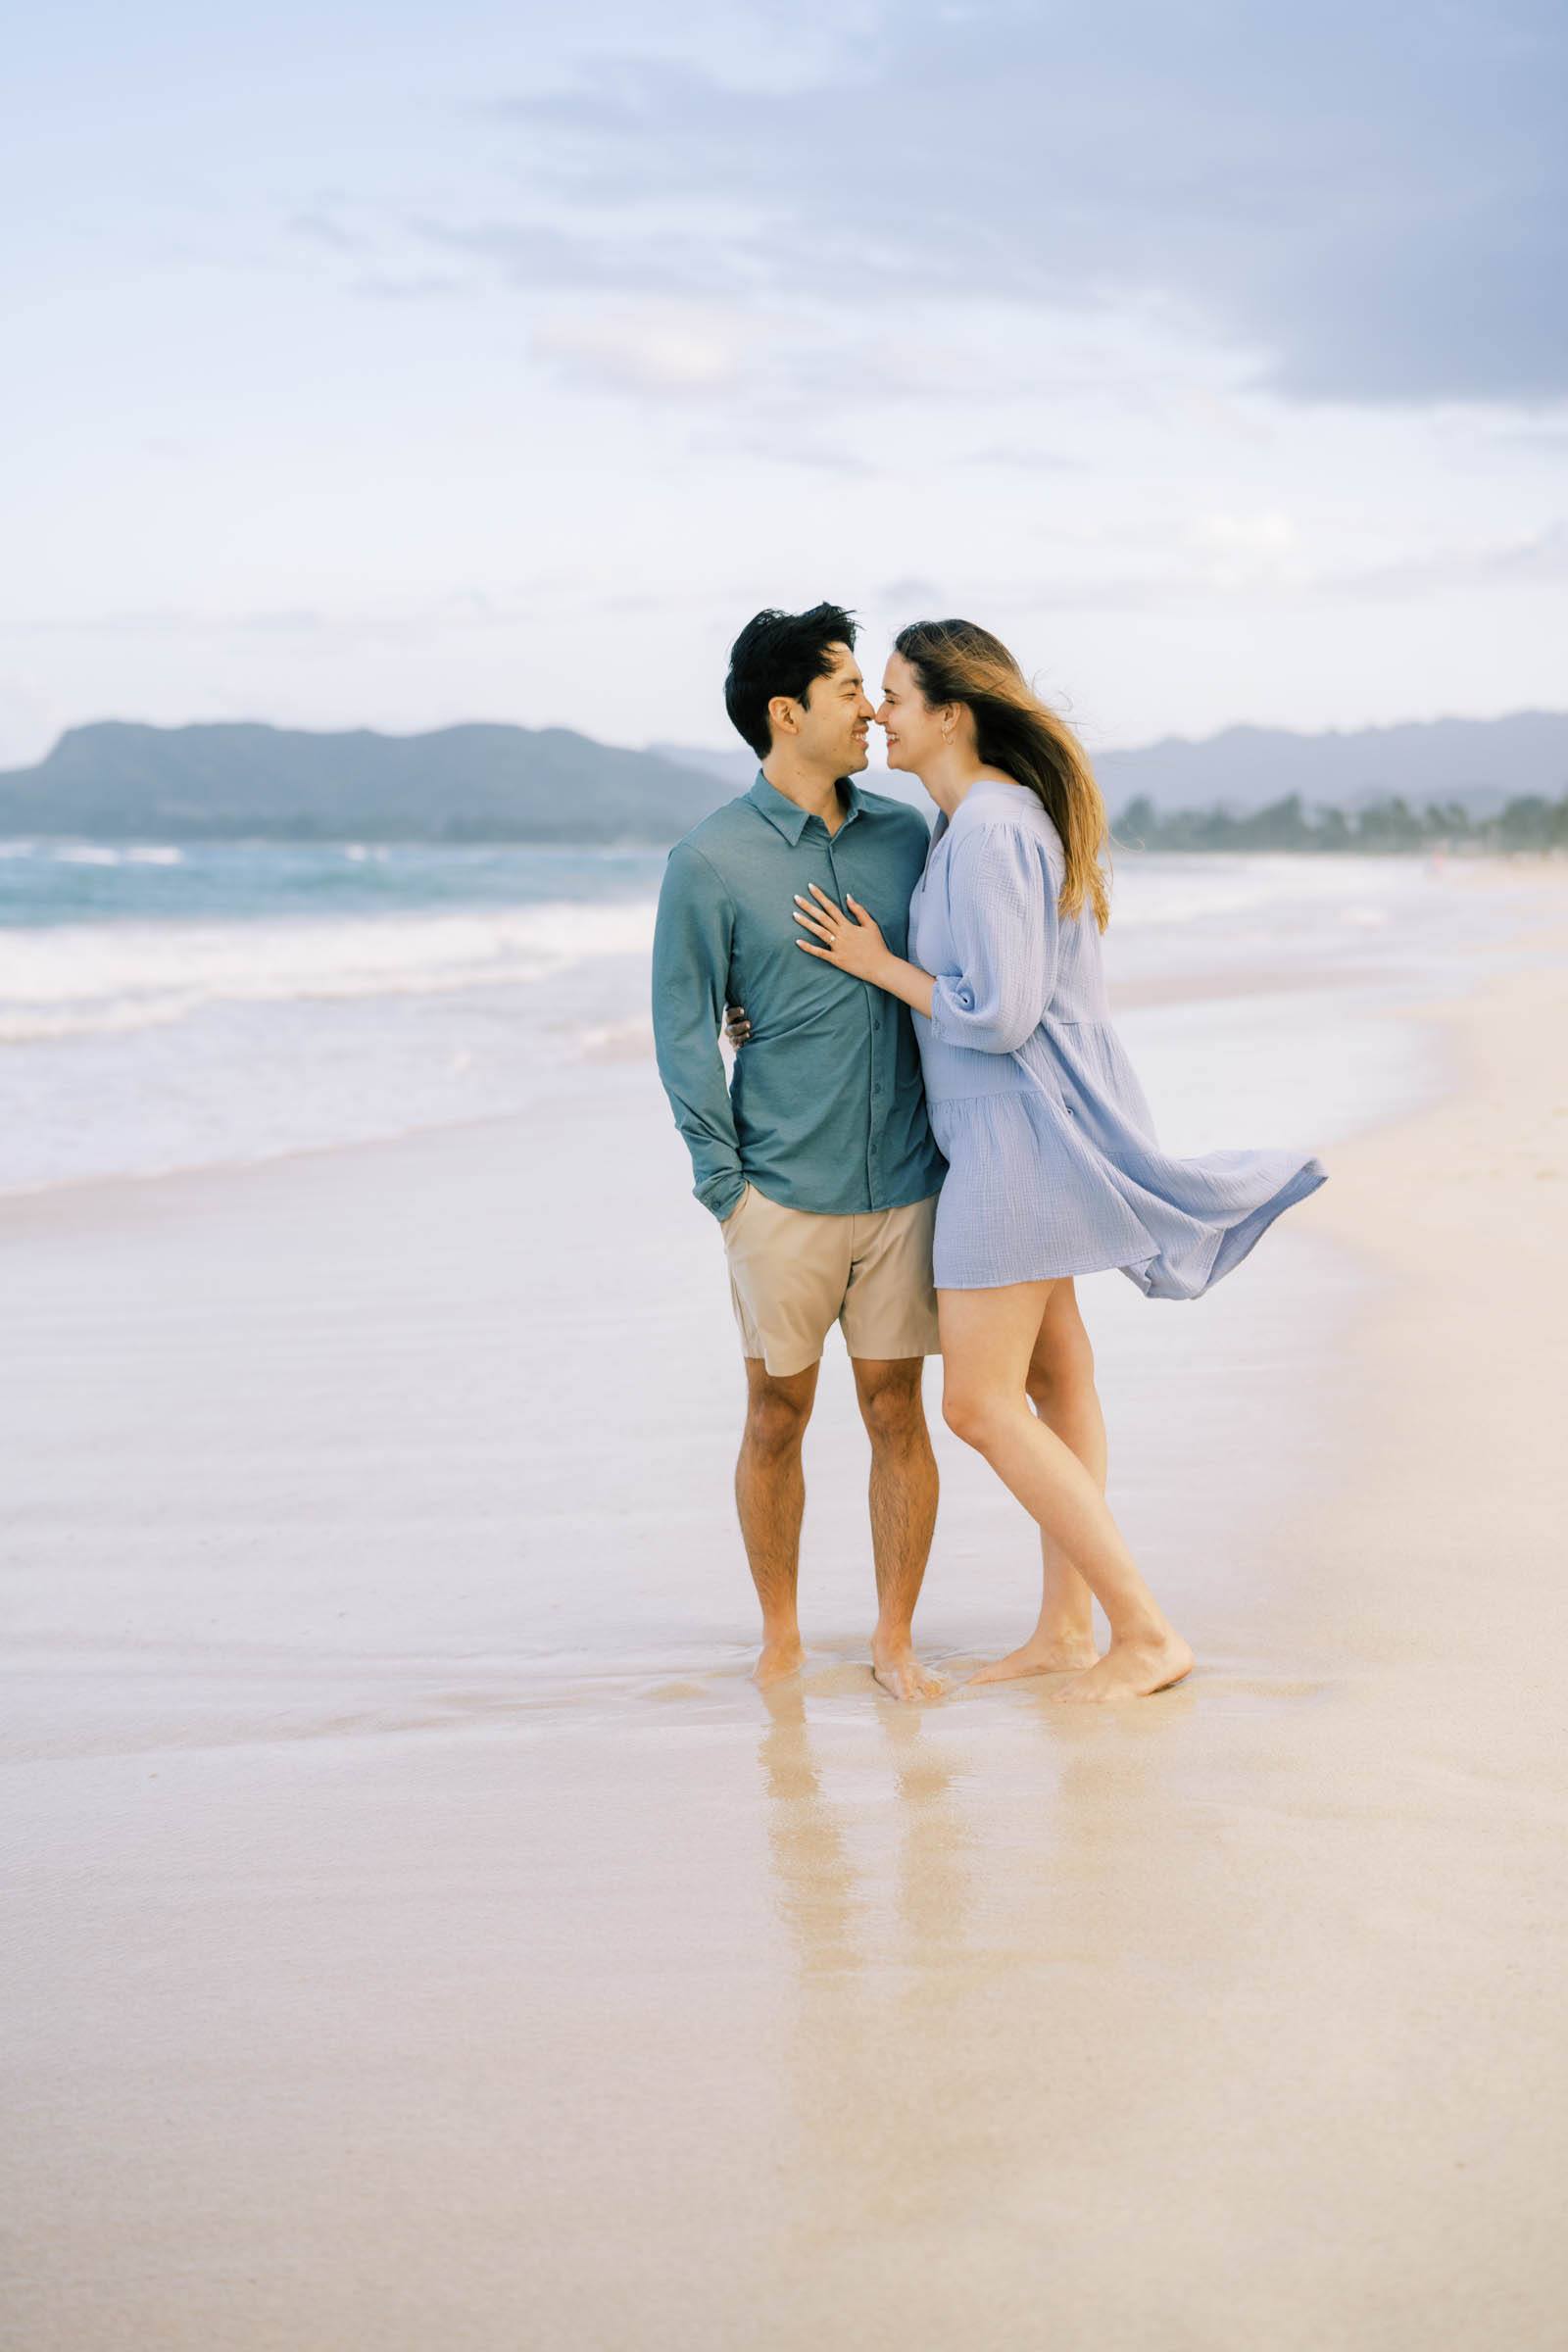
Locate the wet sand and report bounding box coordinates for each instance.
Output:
[4,881,1567,2349]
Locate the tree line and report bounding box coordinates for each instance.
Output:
[1112,791,1568,855]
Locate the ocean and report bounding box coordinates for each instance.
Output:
[0,834,1521,1198]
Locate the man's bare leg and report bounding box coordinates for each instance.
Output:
[851,1356,946,1702]
[970,1279,1104,1684]
[736,1356,819,1687]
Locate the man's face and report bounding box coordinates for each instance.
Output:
[778,642,875,774]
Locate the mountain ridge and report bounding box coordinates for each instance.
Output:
[659,711,1568,818]
[0,720,722,844]
[1,710,1563,841]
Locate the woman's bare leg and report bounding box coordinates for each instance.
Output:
[968,1279,1102,1682]
[940,1280,1193,1703]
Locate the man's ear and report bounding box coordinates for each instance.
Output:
[767,694,800,741]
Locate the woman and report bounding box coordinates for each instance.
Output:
[739,619,1325,1702]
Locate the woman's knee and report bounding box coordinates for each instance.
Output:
[942,1384,1011,1449]
[1026,1323,1095,1407]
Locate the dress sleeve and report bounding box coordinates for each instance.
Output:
[927,822,1058,1055]
[651,842,747,1221]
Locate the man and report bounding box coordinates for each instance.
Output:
[651,604,948,1700]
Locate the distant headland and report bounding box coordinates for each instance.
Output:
[0,711,1564,851]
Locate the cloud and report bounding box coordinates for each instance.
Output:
[355,273,467,303]
[413,214,732,301]
[455,0,1567,409]
[878,577,946,609]
[960,445,1084,473]
[1488,417,1568,454]
[1317,518,1568,598]
[530,308,749,395]
[287,210,367,254]
[515,292,987,418]
[6,592,537,644]
[868,515,1568,619]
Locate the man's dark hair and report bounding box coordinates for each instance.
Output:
[723,603,858,760]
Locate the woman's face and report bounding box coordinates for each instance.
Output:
[875,651,946,773]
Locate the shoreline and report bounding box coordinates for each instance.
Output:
[1,847,1541,1208]
[5,825,1566,858]
[0,966,1395,1218]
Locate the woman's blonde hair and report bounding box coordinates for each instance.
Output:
[894,618,1110,929]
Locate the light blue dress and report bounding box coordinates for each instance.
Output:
[907,778,1327,1295]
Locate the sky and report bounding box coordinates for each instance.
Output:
[3,0,1565,768]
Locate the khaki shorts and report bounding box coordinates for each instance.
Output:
[719,1183,942,1378]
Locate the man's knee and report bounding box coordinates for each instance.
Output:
[743,1369,815,1457]
[855,1364,928,1446]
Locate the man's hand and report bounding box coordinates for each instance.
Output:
[723,1003,752,1047]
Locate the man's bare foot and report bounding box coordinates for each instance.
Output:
[871,1644,948,1703]
[753,1637,806,1689]
[1050,1629,1195,1704]
[966,1631,1101,1686]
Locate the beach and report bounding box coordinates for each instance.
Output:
[3,858,1566,2349]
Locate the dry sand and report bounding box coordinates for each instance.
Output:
[3,877,1566,2350]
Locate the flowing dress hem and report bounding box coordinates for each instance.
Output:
[934,1157,1328,1298]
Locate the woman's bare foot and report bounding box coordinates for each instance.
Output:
[871,1642,948,1702]
[1050,1629,1194,1704]
[966,1630,1101,1686]
[753,1637,806,1689]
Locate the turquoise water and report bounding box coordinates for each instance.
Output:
[0,838,667,929]
[0,838,1522,1196]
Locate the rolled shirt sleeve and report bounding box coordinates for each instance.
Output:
[928,823,1058,1055]
[651,841,748,1221]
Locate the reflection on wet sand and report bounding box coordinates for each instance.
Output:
[753,1675,1215,2252]
[758,1680,973,1984]
[757,1681,864,1979]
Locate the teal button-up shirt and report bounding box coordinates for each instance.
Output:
[652,766,948,1221]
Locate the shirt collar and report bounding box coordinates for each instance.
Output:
[747,766,864,844]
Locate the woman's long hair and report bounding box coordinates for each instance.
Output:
[895,619,1110,929]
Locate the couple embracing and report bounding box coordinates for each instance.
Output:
[651,604,1325,1705]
